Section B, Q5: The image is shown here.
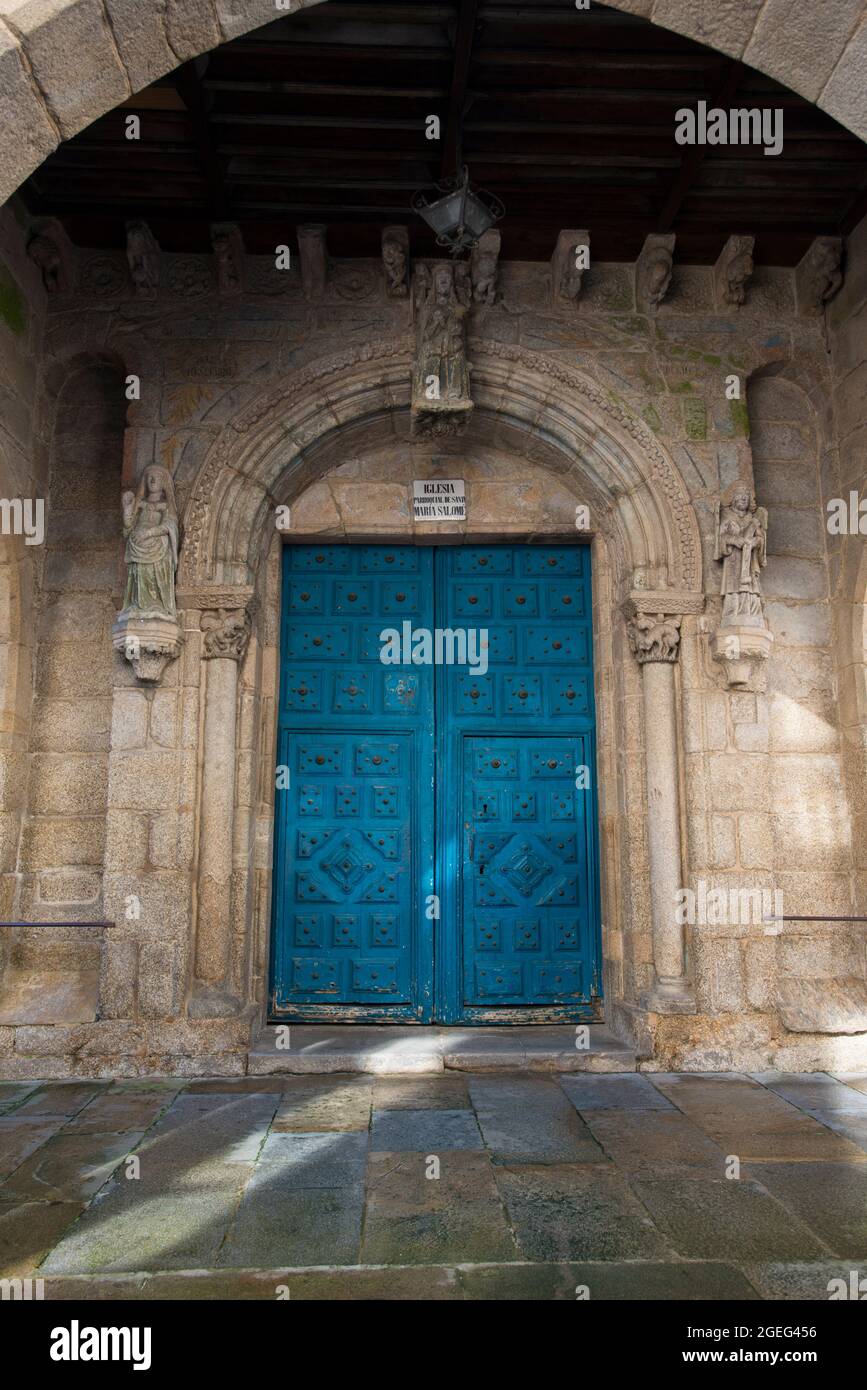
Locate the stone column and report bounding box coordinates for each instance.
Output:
[623,597,697,1013]
[189,605,253,1017]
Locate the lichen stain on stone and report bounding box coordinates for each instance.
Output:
[729,398,750,437]
[0,260,26,336]
[683,397,708,441]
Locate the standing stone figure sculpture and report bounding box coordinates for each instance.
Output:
[120,465,179,620]
[126,220,160,299]
[715,482,768,626]
[411,262,473,436]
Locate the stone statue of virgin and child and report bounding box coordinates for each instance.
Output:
[119,465,179,620]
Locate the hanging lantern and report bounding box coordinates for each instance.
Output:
[411,167,504,255]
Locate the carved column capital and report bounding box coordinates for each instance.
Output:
[201,605,254,662]
[625,611,682,664]
[621,589,703,665]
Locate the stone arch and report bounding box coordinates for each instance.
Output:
[1,0,866,207]
[179,338,702,600]
[178,337,704,1026]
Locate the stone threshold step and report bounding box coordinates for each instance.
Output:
[248,1024,636,1074]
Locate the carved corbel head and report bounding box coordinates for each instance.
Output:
[636,233,675,313]
[714,234,755,309]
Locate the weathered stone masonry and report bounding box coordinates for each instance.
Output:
[0,193,864,1074]
[0,0,866,1073]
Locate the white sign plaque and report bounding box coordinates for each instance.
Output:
[412,479,466,521]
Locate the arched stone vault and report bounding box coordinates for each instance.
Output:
[179,339,703,601]
[2,0,867,206]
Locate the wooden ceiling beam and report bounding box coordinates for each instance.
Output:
[442,0,480,178]
[657,59,744,233]
[171,57,228,220]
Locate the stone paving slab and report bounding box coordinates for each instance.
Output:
[0,1082,41,1115]
[35,1261,765,1301]
[833,1073,867,1095]
[42,1181,250,1274]
[38,1267,461,1300]
[469,1074,606,1163]
[255,1132,369,1188]
[582,1110,731,1177]
[559,1073,675,1111]
[13,1082,110,1118]
[632,1177,829,1261]
[219,1183,364,1268]
[63,1090,178,1134]
[460,1260,760,1301]
[272,1076,373,1132]
[652,1072,867,1161]
[0,1198,85,1278]
[1,1072,865,1296]
[0,1117,65,1181]
[128,1092,279,1184]
[0,1131,145,1202]
[494,1163,672,1262]
[362,1150,517,1265]
[742,1261,867,1301]
[752,1073,867,1152]
[372,1075,471,1110]
[370,1107,483,1152]
[747,1161,867,1258]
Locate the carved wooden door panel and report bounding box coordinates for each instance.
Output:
[461,736,598,1014]
[436,545,601,1022]
[270,545,435,1021]
[271,542,600,1023]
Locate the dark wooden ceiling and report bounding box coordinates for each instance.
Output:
[19,0,867,264]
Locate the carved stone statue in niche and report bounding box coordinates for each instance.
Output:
[126,219,160,299]
[715,481,767,627]
[411,261,473,437]
[120,465,179,620]
[113,464,183,682]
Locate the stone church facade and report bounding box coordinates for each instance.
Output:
[0,0,865,1076]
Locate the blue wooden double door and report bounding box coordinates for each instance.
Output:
[270,543,601,1024]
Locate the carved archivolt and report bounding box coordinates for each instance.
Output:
[180,339,701,596]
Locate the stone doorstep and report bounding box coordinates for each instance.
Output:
[247,1025,637,1075]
